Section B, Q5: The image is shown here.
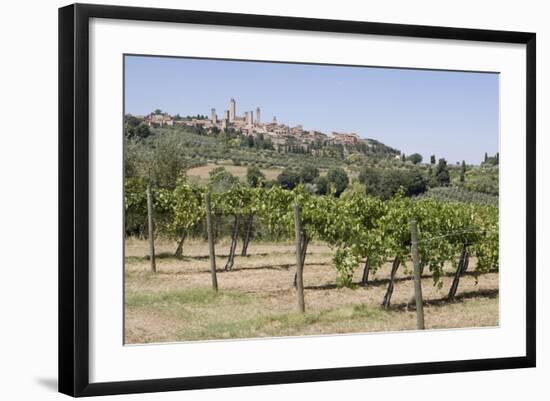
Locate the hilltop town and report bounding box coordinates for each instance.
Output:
[134,98,398,158]
[124,97,499,206]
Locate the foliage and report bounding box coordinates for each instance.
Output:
[433,158,450,186]
[122,124,499,289]
[208,167,240,193]
[314,176,329,195]
[125,122,151,140]
[326,167,349,196]
[463,168,499,195]
[124,177,148,236]
[482,152,499,167]
[246,166,266,188]
[125,181,499,289]
[407,153,423,164]
[124,132,188,188]
[298,165,320,183]
[358,166,427,199]
[166,181,205,237]
[460,160,466,183]
[416,186,498,206]
[340,181,367,199]
[333,247,361,287]
[277,168,300,190]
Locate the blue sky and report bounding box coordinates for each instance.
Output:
[125,55,499,165]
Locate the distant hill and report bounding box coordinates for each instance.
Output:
[144,125,402,172]
[125,113,401,163]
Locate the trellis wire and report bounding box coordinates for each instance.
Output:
[416,227,497,244]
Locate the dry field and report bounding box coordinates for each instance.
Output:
[185,162,359,184]
[125,238,499,344]
[186,163,283,184]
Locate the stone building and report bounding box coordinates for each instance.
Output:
[229,98,236,122]
[145,112,174,127]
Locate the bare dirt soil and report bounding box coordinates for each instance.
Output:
[125,238,499,344]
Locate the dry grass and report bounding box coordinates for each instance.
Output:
[125,239,498,344]
[186,163,283,184]
[184,162,360,184]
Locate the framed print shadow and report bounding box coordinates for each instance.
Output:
[58,3,536,397]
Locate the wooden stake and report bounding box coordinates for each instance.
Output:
[411,220,425,329]
[205,192,218,291]
[146,182,156,273]
[293,204,305,312]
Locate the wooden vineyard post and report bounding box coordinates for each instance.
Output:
[146,181,156,273]
[293,204,305,313]
[410,220,425,330]
[293,234,309,289]
[205,192,218,291]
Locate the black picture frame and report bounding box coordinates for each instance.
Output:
[59,3,536,397]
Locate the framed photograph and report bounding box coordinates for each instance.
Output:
[59,3,536,397]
